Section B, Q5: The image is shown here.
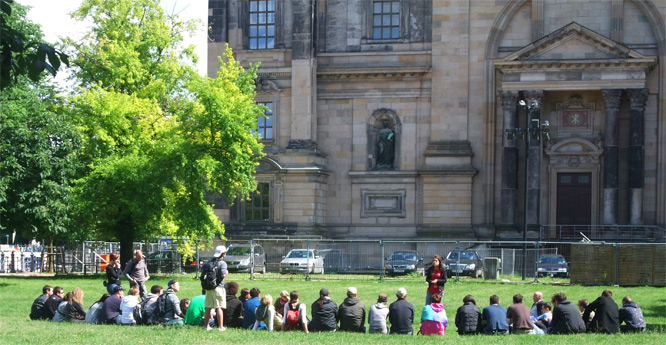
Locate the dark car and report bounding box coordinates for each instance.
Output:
[444,250,483,278]
[224,243,267,274]
[384,250,423,276]
[145,251,200,273]
[537,254,569,278]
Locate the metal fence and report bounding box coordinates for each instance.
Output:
[4,238,663,286]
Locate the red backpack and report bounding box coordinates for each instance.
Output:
[285,303,302,330]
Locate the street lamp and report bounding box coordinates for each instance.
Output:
[506,99,549,280]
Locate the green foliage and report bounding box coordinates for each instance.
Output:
[0,0,68,89]
[68,0,264,257]
[0,81,81,239]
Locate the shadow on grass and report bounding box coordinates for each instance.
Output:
[642,299,666,318]
[645,324,666,332]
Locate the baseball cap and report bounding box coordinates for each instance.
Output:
[396,287,407,298]
[214,245,227,258]
[319,288,329,296]
[113,285,124,293]
[347,287,357,295]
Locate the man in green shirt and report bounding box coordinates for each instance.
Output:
[184,294,209,326]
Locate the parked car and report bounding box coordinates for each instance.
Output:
[145,251,200,273]
[319,249,347,273]
[444,250,484,278]
[537,254,569,278]
[279,249,324,274]
[384,250,423,276]
[224,243,267,274]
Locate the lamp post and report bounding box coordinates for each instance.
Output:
[506,99,549,280]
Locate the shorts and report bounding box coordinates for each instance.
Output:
[205,286,226,309]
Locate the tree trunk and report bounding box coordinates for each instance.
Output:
[120,236,134,272]
[48,237,54,273]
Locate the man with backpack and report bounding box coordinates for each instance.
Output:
[133,284,163,325]
[155,280,184,326]
[202,245,228,331]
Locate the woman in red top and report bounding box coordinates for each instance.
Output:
[425,255,446,306]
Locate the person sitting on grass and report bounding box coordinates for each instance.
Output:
[120,287,140,325]
[274,290,290,319]
[507,294,542,335]
[388,287,414,335]
[102,285,124,324]
[143,285,163,325]
[282,290,309,333]
[548,292,586,334]
[243,288,261,329]
[455,294,482,335]
[420,293,447,336]
[30,285,53,320]
[85,293,110,324]
[619,296,646,333]
[253,294,283,331]
[310,288,338,332]
[160,279,184,326]
[584,289,619,334]
[184,293,207,326]
[339,287,366,333]
[223,282,244,328]
[53,291,71,322]
[367,293,389,334]
[239,288,250,305]
[482,295,508,335]
[531,302,552,332]
[64,288,87,323]
[42,286,64,320]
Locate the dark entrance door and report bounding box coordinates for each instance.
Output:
[556,173,592,239]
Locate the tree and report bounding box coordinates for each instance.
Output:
[68,0,264,264]
[0,0,69,89]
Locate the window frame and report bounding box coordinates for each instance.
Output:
[253,101,274,141]
[363,0,408,43]
[244,0,281,50]
[243,181,272,222]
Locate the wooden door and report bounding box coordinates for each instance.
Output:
[556,173,592,239]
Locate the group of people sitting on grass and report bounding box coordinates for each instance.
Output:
[29,282,645,335]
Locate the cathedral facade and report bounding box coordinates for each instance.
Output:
[207,0,666,241]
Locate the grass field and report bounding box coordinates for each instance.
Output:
[1,273,664,344]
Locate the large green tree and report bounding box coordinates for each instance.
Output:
[68,0,264,263]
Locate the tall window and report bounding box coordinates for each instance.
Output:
[249,0,275,49]
[253,102,273,140]
[245,183,270,221]
[372,0,400,39]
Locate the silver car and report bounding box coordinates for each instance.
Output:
[279,249,324,274]
[224,244,267,274]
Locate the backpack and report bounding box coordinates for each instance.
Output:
[255,304,269,322]
[153,292,170,319]
[285,303,301,330]
[132,297,151,325]
[200,259,219,290]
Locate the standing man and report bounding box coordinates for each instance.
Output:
[122,249,150,299]
[30,285,53,320]
[388,287,414,335]
[202,245,228,331]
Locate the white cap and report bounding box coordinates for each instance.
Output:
[396,287,407,298]
[347,287,357,295]
[214,245,227,258]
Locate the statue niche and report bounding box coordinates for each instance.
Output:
[367,109,400,171]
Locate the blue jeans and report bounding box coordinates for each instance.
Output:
[425,291,443,305]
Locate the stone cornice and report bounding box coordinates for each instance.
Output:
[317,66,431,80]
[493,58,656,72]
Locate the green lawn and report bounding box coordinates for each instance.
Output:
[1,273,664,344]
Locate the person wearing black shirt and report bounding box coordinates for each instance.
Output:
[41,286,64,320]
[388,287,414,335]
[105,252,122,294]
[30,285,52,320]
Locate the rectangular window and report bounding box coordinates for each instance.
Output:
[252,102,273,140]
[372,0,400,39]
[245,182,270,221]
[249,0,275,49]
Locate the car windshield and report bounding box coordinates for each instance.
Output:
[539,256,566,264]
[446,251,477,260]
[389,252,418,261]
[287,250,313,259]
[227,246,251,256]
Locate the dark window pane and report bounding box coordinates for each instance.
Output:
[560,175,572,184]
[262,210,269,220]
[578,175,590,184]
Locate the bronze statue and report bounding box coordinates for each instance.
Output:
[376,121,394,170]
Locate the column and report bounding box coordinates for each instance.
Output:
[499,90,519,225]
[288,0,317,149]
[602,89,622,225]
[627,88,649,225]
[523,90,544,226]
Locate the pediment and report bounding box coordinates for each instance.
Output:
[503,22,646,62]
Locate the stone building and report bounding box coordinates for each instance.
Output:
[207,0,666,241]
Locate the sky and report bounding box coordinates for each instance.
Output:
[19,0,208,86]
